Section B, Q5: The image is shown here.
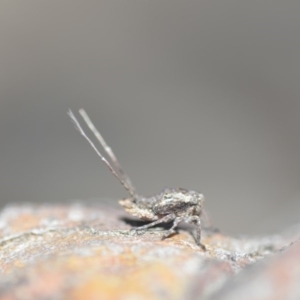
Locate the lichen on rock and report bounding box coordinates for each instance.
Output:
[0,202,298,299]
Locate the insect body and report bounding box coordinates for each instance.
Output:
[68,109,205,246]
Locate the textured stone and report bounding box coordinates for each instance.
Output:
[0,202,298,299]
[210,239,300,300]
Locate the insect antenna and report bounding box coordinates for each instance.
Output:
[68,109,138,199]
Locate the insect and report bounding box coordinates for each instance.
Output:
[68,109,206,247]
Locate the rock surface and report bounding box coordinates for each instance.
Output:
[0,202,299,299]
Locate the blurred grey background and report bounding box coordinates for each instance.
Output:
[0,1,299,235]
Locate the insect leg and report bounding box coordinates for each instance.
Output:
[185,216,202,246]
[132,213,176,232]
[162,217,183,239]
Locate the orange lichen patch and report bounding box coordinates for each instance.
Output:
[72,276,154,300]
[13,260,25,269]
[63,250,125,273]
[167,231,195,245]
[0,203,298,299]
[71,263,181,300]
[5,213,42,234]
[20,271,64,299]
[0,204,125,238]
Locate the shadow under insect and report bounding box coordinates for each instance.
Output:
[121,217,174,231]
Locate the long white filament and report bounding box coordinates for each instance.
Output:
[68,109,137,198]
